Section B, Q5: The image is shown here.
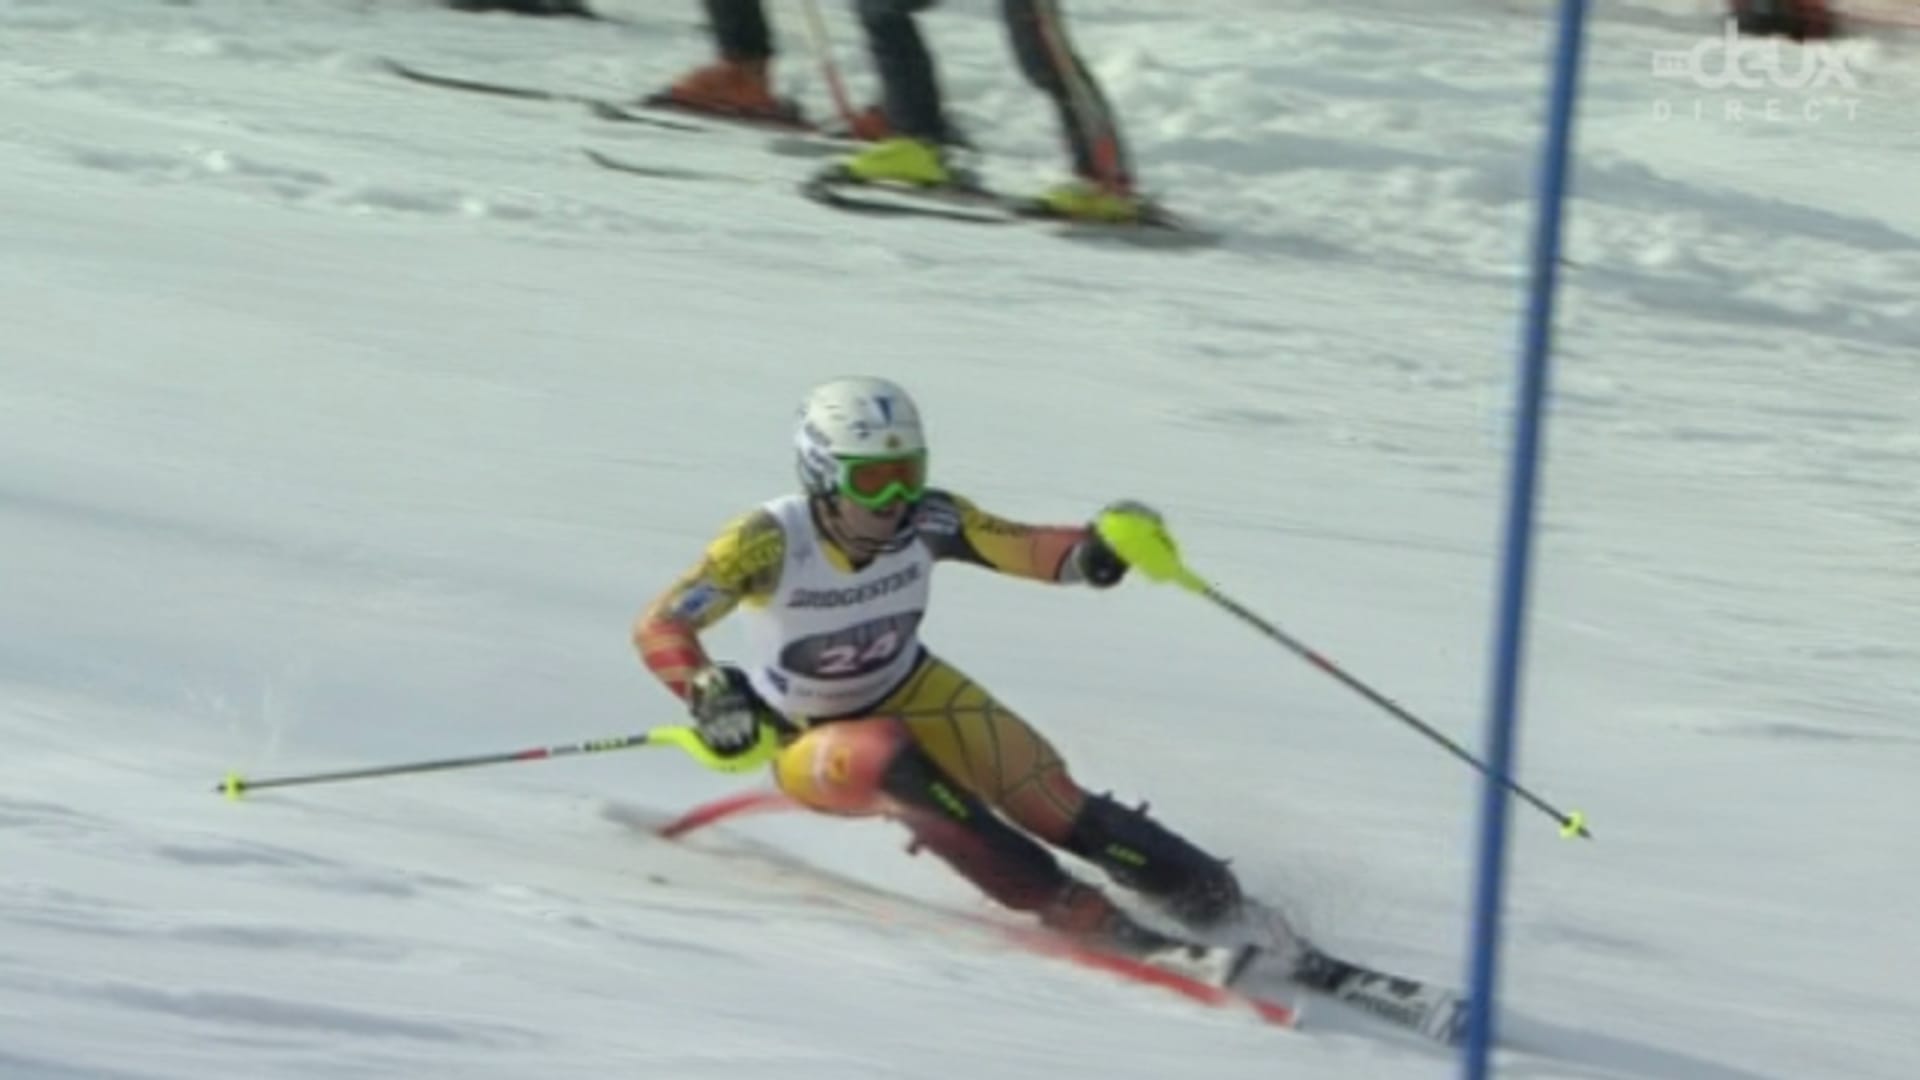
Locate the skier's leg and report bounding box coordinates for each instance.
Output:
[772,714,912,817]
[775,713,1253,982]
[775,717,1146,938]
[655,0,799,121]
[882,656,1245,931]
[855,0,949,143]
[839,0,958,185]
[775,714,1072,916]
[877,740,1247,985]
[881,657,1084,843]
[1001,0,1134,194]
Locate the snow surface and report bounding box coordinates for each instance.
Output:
[3,0,1917,1077]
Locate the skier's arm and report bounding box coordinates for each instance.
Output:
[916,490,1116,585]
[634,510,786,699]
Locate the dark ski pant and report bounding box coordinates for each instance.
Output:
[705,0,774,61]
[701,0,1132,187]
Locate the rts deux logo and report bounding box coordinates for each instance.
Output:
[1651,23,1865,123]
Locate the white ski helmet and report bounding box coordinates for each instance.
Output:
[794,376,927,499]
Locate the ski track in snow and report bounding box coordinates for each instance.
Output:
[3,0,1917,1078]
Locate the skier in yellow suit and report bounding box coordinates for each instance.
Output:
[635,376,1252,982]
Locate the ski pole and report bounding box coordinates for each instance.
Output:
[1095,509,1592,841]
[798,0,861,132]
[212,723,781,800]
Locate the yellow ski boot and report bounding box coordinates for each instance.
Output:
[840,137,952,188]
[1038,179,1148,224]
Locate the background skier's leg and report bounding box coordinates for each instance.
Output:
[855,0,951,144]
[708,0,774,61]
[1001,0,1132,190]
[656,0,795,119]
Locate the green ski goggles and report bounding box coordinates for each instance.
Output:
[835,451,929,510]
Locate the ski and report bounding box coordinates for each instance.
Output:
[376,59,703,131]
[998,926,1300,1029]
[801,169,1220,248]
[802,170,1023,226]
[584,146,904,194]
[765,132,868,160]
[581,148,744,184]
[444,0,596,21]
[588,98,819,137]
[1175,898,1468,1046]
[618,796,1299,1029]
[1288,944,1469,1046]
[441,0,675,29]
[378,59,816,137]
[644,791,1465,1041]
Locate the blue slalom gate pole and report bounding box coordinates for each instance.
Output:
[1463,1,1592,1077]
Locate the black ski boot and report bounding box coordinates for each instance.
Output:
[881,751,1257,987]
[1063,794,1244,932]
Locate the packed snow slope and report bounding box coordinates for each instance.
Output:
[2,1,1915,1078]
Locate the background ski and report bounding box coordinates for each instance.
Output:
[582,148,746,184]
[441,0,693,28]
[382,59,832,139]
[803,170,1220,247]
[377,58,709,132]
[802,171,1023,225]
[592,98,819,136]
[766,132,868,159]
